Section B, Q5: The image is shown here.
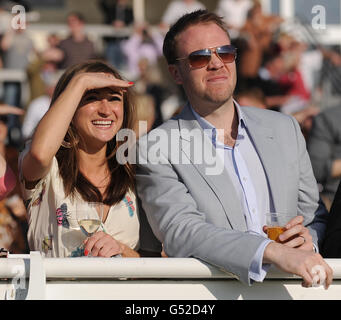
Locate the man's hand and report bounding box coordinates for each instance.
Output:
[263,215,314,251]
[263,242,333,289]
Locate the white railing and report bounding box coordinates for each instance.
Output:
[1,252,341,300]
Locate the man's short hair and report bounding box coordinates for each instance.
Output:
[163,10,231,65]
[67,11,85,23]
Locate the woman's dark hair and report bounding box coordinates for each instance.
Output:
[51,60,136,205]
[163,10,231,65]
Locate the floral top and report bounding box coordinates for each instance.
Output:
[18,148,140,257]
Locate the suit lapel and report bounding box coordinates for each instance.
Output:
[177,106,248,231]
[242,109,287,212]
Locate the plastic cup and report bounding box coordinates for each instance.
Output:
[265,213,299,242]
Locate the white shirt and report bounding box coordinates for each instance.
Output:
[22,95,51,140]
[161,0,206,26]
[299,49,323,92]
[215,0,253,29]
[121,30,164,79]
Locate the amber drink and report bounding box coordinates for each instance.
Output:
[265,213,298,242]
[267,226,285,242]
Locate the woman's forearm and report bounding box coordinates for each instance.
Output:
[24,76,86,182]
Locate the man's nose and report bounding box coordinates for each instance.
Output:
[208,50,224,69]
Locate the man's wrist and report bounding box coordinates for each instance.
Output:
[263,241,283,265]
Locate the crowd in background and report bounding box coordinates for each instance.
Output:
[0,0,341,253]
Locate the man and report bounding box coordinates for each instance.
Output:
[55,12,97,69]
[307,105,341,211]
[136,10,332,287]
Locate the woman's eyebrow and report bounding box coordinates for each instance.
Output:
[85,89,99,95]
[85,88,123,96]
[108,88,123,96]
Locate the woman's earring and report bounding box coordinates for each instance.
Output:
[61,140,72,148]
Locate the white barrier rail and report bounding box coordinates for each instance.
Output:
[1,252,341,300]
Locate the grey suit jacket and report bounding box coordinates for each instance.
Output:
[136,104,328,285]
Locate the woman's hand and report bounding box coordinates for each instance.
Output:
[84,231,122,257]
[70,72,133,95]
[83,231,140,257]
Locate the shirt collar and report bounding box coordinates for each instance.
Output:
[189,100,246,147]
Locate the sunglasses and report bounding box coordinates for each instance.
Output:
[176,45,237,69]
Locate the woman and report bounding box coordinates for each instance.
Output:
[19,60,139,257]
[0,104,24,200]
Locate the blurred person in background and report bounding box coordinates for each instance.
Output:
[0,1,11,39]
[250,46,319,137]
[0,103,28,254]
[277,33,341,104]
[22,34,63,140]
[0,16,35,149]
[307,105,341,211]
[121,23,164,80]
[0,104,23,198]
[277,33,319,99]
[26,33,61,103]
[22,67,59,141]
[255,47,290,109]
[98,0,134,71]
[0,18,35,106]
[133,57,166,129]
[215,0,253,39]
[159,0,206,31]
[237,1,282,80]
[271,38,320,136]
[235,86,266,109]
[54,12,97,70]
[133,93,156,138]
[99,0,133,26]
